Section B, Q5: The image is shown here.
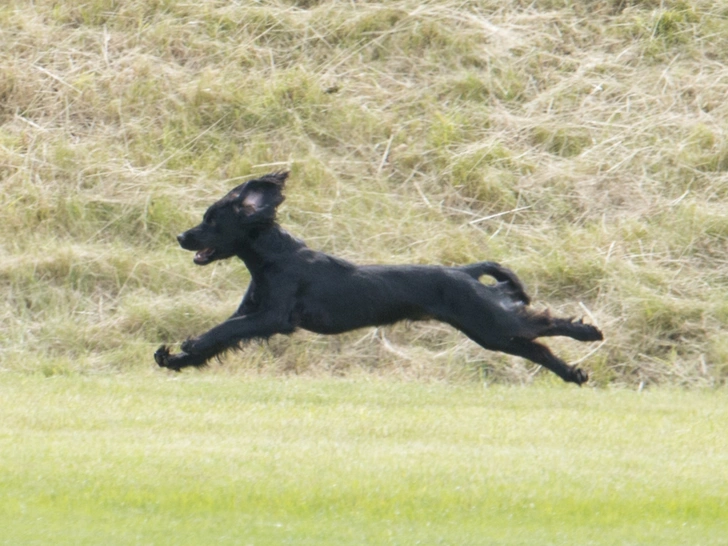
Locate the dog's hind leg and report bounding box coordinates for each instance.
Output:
[433,285,592,385]
[534,316,603,342]
[462,331,589,385]
[499,338,589,385]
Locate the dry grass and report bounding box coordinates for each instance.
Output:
[1,0,727,385]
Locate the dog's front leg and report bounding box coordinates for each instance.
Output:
[155,312,293,371]
[154,345,204,371]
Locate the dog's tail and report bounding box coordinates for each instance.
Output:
[458,261,531,305]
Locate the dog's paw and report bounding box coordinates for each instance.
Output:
[154,345,181,371]
[571,366,589,386]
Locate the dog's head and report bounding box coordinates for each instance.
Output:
[177,171,288,265]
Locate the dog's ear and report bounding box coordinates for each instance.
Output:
[231,171,288,220]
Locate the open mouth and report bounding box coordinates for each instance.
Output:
[193,248,216,265]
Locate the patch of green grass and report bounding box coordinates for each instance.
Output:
[680,124,728,173]
[0,375,726,545]
[532,126,593,158]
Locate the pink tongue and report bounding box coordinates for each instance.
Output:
[194,249,213,263]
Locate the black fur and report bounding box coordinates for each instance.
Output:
[154,172,603,385]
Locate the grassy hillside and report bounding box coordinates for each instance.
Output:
[1,0,727,384]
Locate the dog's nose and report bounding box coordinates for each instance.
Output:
[177,233,187,247]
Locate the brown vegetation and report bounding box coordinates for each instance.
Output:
[1,0,727,385]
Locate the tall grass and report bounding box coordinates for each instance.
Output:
[1,0,727,384]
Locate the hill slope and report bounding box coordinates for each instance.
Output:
[1,0,727,385]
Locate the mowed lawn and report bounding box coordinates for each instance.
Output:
[1,374,726,545]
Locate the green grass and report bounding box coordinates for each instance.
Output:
[1,374,726,545]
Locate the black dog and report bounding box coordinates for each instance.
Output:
[155,172,603,385]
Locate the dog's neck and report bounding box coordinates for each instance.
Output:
[236,222,305,274]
